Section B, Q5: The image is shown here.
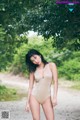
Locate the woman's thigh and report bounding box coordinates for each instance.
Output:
[29,94,40,120]
[42,97,54,120]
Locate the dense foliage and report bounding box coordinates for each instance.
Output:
[58,51,80,80]
[0,0,80,81]
[0,1,80,68]
[25,1,80,50]
[10,37,80,81]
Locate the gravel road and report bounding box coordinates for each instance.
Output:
[0,73,80,120]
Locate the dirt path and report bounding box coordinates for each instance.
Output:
[0,73,80,120]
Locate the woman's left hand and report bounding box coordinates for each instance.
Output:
[51,97,57,107]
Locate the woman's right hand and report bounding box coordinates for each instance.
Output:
[25,102,30,112]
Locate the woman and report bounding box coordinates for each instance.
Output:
[25,49,58,120]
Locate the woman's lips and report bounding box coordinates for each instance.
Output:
[36,62,40,65]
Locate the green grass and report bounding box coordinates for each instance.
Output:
[0,85,23,101]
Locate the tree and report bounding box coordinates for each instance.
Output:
[0,25,28,70]
[24,1,80,50]
[0,0,80,50]
[0,0,80,70]
[0,0,28,70]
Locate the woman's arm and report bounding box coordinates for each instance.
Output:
[49,62,58,106]
[27,72,34,103]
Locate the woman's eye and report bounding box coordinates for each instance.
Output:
[34,56,36,59]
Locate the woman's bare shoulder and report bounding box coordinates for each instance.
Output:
[49,62,56,68]
[49,62,57,74]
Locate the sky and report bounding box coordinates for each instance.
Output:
[27,31,37,37]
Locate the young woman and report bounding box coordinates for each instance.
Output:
[25,49,58,120]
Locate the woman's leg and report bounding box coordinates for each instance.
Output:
[42,97,54,120]
[29,95,40,120]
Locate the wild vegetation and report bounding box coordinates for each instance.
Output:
[9,36,80,81]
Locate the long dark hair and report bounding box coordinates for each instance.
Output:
[25,49,48,73]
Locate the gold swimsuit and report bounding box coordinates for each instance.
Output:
[31,63,53,104]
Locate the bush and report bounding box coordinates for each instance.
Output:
[58,52,80,81]
[0,85,17,101]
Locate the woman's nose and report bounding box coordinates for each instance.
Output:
[35,59,38,63]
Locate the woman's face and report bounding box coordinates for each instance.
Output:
[30,54,42,65]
